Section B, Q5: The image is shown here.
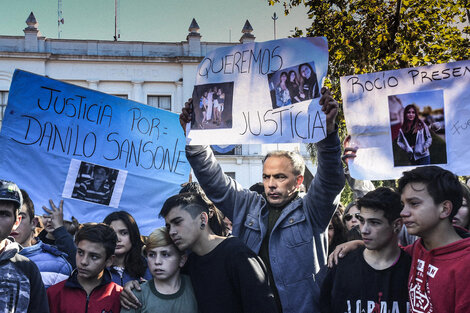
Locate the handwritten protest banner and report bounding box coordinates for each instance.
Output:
[186,37,329,145]
[0,70,190,234]
[341,60,470,180]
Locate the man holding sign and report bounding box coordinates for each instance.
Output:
[180,87,344,313]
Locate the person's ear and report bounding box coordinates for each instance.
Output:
[200,212,207,224]
[392,218,403,234]
[31,216,39,229]
[440,200,453,219]
[200,212,208,230]
[296,175,304,188]
[179,253,188,268]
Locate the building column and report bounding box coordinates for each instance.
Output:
[175,80,183,112]
[187,18,201,57]
[131,80,144,103]
[24,12,40,53]
[240,20,256,44]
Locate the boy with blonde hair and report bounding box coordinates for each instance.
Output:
[121,227,197,313]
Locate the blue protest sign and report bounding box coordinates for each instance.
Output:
[0,70,190,234]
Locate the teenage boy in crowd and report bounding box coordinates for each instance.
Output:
[121,192,278,313]
[320,187,411,313]
[121,226,198,313]
[47,223,122,313]
[11,189,72,288]
[0,179,49,312]
[330,166,470,313]
[399,166,470,313]
[178,87,344,313]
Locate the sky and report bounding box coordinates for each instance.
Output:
[0,0,313,43]
[394,90,445,111]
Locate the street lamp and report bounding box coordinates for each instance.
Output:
[272,12,278,40]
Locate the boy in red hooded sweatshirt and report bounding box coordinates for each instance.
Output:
[398,166,470,313]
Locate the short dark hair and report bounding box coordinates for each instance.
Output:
[178,184,228,237]
[357,187,402,224]
[75,223,117,259]
[20,189,35,221]
[160,192,209,219]
[397,166,462,220]
[179,182,202,194]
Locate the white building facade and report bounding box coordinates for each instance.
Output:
[0,13,314,189]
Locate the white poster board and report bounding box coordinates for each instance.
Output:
[186,37,329,145]
[341,60,470,180]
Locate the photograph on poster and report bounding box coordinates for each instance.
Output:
[388,90,447,167]
[267,61,320,109]
[71,162,119,206]
[191,82,234,130]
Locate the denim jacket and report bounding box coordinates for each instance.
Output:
[186,130,344,313]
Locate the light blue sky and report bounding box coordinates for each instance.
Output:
[0,0,312,43]
[395,90,444,111]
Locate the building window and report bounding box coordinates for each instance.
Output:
[0,91,8,127]
[113,94,128,99]
[147,95,171,111]
[225,172,236,180]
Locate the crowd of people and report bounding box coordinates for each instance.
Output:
[1,86,470,313]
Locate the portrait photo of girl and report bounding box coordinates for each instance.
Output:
[298,62,320,100]
[397,104,432,165]
[286,70,302,103]
[389,90,447,167]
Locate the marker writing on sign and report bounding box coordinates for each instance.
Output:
[239,107,325,140]
[346,72,399,94]
[37,86,113,127]
[104,134,186,175]
[11,115,97,158]
[408,65,470,84]
[451,118,470,136]
[198,46,283,79]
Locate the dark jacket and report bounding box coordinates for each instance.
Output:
[0,239,49,313]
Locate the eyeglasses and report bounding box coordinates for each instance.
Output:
[343,213,361,222]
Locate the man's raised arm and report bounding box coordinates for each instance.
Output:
[304,88,345,228]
